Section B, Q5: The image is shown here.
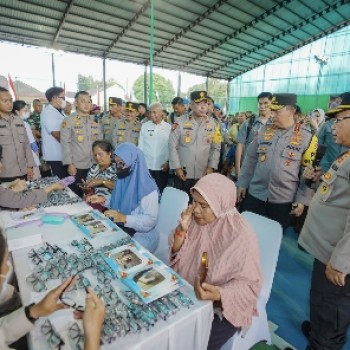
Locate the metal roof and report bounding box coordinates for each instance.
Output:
[1,0,349,80]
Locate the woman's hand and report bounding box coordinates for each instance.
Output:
[178,204,194,232]
[86,195,106,205]
[104,210,127,224]
[73,288,105,350]
[29,277,73,319]
[83,288,105,348]
[9,179,27,192]
[87,179,104,188]
[194,276,221,301]
[45,182,64,194]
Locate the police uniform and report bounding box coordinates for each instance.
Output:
[237,93,315,228]
[298,151,350,349]
[0,114,35,181]
[115,119,141,147]
[101,97,124,144]
[61,114,103,195]
[169,91,221,195]
[117,102,141,147]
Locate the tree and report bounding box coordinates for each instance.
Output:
[186,78,227,109]
[133,73,175,105]
[77,74,123,92]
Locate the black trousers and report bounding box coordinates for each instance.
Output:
[0,174,27,182]
[308,259,350,350]
[47,161,68,179]
[240,192,292,229]
[149,169,168,194]
[207,315,239,350]
[174,176,198,199]
[69,168,89,197]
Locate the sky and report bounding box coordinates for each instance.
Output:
[0,41,206,97]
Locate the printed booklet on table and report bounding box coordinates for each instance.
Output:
[102,241,184,303]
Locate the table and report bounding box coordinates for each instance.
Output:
[2,203,213,350]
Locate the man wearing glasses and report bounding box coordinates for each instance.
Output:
[299,91,350,350]
[41,86,68,179]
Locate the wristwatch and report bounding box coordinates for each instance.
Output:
[24,303,38,323]
[102,180,106,186]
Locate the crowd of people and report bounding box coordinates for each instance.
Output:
[0,81,350,350]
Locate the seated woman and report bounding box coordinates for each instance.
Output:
[170,173,262,350]
[0,145,64,209]
[82,140,116,201]
[0,231,105,350]
[87,142,160,253]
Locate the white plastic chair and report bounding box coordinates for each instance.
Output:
[221,211,283,350]
[153,187,189,264]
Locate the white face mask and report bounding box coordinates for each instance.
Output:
[20,111,30,120]
[0,261,13,305]
[60,99,67,109]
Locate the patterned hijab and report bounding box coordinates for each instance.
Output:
[110,142,158,214]
[170,173,262,328]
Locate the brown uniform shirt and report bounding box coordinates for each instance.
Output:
[60,115,103,169]
[0,114,35,178]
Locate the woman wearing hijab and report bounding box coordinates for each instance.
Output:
[87,142,160,253]
[170,173,262,350]
[311,108,326,131]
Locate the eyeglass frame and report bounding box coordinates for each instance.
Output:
[335,116,350,123]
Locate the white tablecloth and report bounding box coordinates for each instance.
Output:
[2,204,213,350]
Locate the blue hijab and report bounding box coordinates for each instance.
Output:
[110,143,159,214]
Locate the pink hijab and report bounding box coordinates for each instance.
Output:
[170,173,262,328]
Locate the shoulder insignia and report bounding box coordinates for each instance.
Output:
[62,121,68,128]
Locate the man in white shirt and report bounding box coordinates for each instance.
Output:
[138,102,171,193]
[40,87,68,179]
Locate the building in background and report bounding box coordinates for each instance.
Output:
[228,25,350,115]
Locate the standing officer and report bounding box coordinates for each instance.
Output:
[27,99,42,143]
[236,93,315,229]
[169,91,221,196]
[113,102,141,147]
[101,97,124,144]
[0,87,35,182]
[299,91,350,350]
[61,91,103,196]
[235,92,272,177]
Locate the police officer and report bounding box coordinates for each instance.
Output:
[298,91,350,350]
[113,102,141,147]
[101,97,124,144]
[0,87,35,182]
[169,90,221,196]
[236,93,315,229]
[61,91,103,196]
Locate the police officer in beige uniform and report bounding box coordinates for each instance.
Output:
[113,102,141,147]
[298,92,350,350]
[169,91,221,196]
[0,87,35,182]
[101,97,125,144]
[61,91,103,196]
[237,93,315,229]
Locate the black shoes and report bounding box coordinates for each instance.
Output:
[301,320,311,339]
